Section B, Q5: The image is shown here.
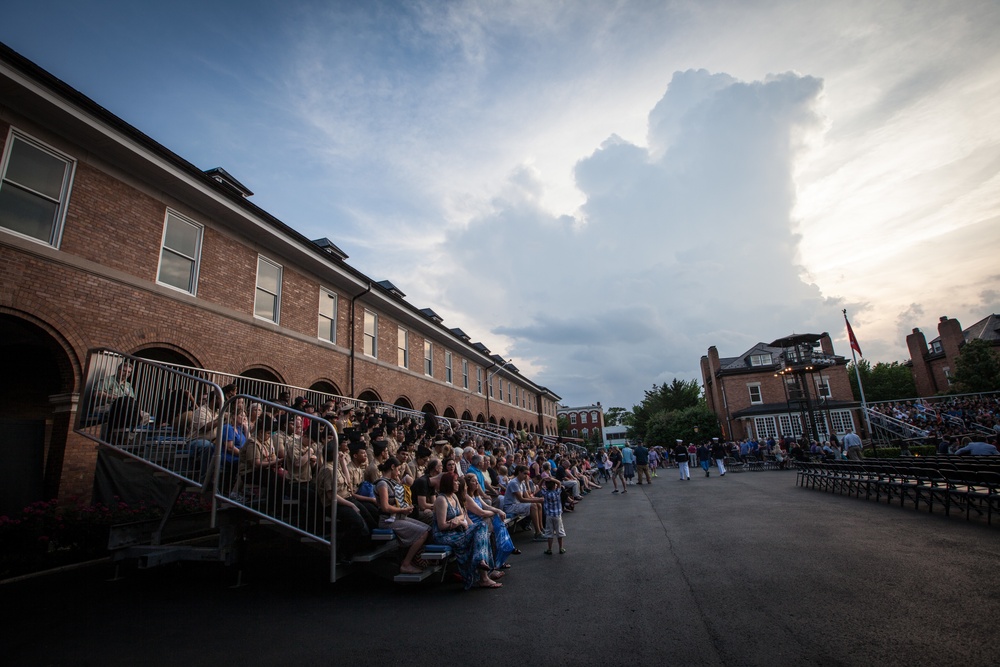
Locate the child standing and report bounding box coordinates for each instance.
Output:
[540,477,566,555]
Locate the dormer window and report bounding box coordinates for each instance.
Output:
[749,353,772,366]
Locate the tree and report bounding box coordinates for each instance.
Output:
[645,405,721,446]
[847,360,917,402]
[604,407,629,426]
[630,379,702,441]
[953,339,1000,393]
[557,415,569,436]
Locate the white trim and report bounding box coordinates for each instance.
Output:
[0,127,76,248]
[253,255,282,323]
[317,287,337,344]
[155,209,203,296]
[363,309,378,358]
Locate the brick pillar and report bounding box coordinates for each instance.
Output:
[937,316,964,362]
[906,328,935,397]
[819,332,834,355]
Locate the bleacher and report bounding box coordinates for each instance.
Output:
[75,348,573,585]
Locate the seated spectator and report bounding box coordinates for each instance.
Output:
[503,465,545,541]
[432,472,500,589]
[375,458,429,575]
[232,414,285,504]
[411,457,440,525]
[463,473,515,567]
[177,390,221,482]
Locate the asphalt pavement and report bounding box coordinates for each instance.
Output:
[3,468,998,666]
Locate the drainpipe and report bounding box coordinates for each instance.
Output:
[349,282,372,398]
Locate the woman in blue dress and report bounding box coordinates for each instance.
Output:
[432,472,501,589]
[462,473,515,570]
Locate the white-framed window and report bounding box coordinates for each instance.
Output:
[498,380,503,401]
[931,341,943,354]
[489,376,494,398]
[445,351,453,384]
[816,376,831,398]
[515,387,520,407]
[156,210,203,294]
[750,353,773,366]
[591,411,598,422]
[317,288,337,343]
[507,382,512,403]
[397,327,408,368]
[582,428,589,438]
[754,416,778,440]
[477,368,483,394]
[748,383,763,405]
[363,310,377,357]
[571,429,578,437]
[254,256,282,323]
[830,410,854,434]
[424,341,433,376]
[462,360,469,389]
[778,414,803,437]
[570,413,577,424]
[0,129,76,247]
[943,367,954,386]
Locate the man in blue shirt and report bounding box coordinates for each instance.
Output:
[621,442,636,485]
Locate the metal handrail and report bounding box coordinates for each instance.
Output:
[74,349,341,580]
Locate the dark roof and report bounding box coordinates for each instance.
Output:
[449,327,470,341]
[732,399,858,419]
[472,342,491,355]
[419,308,443,323]
[203,167,253,197]
[311,238,348,261]
[375,280,405,298]
[718,343,782,372]
[929,314,1000,345]
[769,333,825,347]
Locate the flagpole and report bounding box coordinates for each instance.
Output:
[843,309,872,439]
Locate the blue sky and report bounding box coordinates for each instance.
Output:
[3,1,999,409]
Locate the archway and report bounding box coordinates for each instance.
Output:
[309,380,341,396]
[357,389,382,404]
[499,418,507,428]
[488,416,497,424]
[0,314,77,514]
[461,410,473,421]
[132,345,199,369]
[421,403,437,415]
[443,407,457,419]
[394,396,413,410]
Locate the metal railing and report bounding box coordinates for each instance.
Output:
[365,402,517,456]
[75,349,340,581]
[864,406,930,444]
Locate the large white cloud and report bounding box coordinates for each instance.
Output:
[434,69,844,407]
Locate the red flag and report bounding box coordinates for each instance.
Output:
[845,316,863,357]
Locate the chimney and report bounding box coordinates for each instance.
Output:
[906,327,935,397]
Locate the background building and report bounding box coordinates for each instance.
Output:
[701,332,859,442]
[906,314,1000,396]
[557,403,605,443]
[0,44,560,513]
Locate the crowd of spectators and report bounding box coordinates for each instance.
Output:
[869,395,1000,441]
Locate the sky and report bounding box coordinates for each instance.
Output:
[3,0,999,410]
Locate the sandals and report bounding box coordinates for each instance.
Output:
[498,563,512,569]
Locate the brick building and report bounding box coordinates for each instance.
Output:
[0,43,560,512]
[906,314,1000,396]
[701,333,859,442]
[557,403,604,441]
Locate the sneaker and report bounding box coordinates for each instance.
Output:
[532,534,547,542]
[612,489,619,494]
[559,548,566,554]
[544,549,553,555]
[622,489,628,494]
